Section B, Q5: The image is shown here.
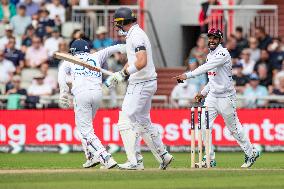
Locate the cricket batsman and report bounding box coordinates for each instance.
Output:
[58,39,125,169]
[105,7,173,170]
[174,28,260,168]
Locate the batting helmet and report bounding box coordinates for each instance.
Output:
[113,7,137,29]
[207,28,223,39]
[70,39,90,55]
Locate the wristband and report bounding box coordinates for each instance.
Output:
[126,64,139,75]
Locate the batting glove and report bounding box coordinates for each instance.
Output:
[104,70,128,88]
[59,93,70,108]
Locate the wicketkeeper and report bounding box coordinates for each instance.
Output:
[174,28,260,168]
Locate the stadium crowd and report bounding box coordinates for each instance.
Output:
[0,0,128,109]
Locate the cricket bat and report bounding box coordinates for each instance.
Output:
[54,52,113,76]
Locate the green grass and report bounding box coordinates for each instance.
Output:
[0,152,284,189]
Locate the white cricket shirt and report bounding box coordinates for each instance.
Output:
[186,44,236,97]
[58,45,125,95]
[125,24,157,83]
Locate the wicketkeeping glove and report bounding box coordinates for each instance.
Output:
[195,93,204,103]
[59,93,70,108]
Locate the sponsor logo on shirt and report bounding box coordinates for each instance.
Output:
[208,71,216,76]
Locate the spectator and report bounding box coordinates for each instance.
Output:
[248,37,260,63]
[272,74,284,95]
[92,26,113,51]
[65,0,79,21]
[25,35,48,68]
[19,0,40,17]
[270,74,284,107]
[5,75,26,95]
[36,9,55,38]
[0,0,16,23]
[186,34,208,66]
[69,29,91,48]
[0,24,20,50]
[198,0,222,33]
[273,60,284,89]
[243,73,268,108]
[5,74,26,109]
[45,0,65,24]
[254,49,272,73]
[267,37,284,71]
[21,24,35,52]
[10,5,31,37]
[51,38,67,66]
[39,62,57,90]
[44,26,62,57]
[234,26,248,52]
[226,36,240,59]
[170,81,198,108]
[256,63,272,88]
[186,59,207,91]
[27,72,52,96]
[255,27,272,50]
[232,62,249,94]
[4,36,24,74]
[0,49,15,84]
[239,48,255,75]
[113,31,126,45]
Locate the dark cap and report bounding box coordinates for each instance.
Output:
[249,73,259,80]
[232,62,243,69]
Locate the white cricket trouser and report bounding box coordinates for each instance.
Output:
[121,80,168,163]
[122,80,156,125]
[74,89,110,163]
[204,94,254,158]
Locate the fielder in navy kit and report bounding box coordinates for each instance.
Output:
[58,39,125,169]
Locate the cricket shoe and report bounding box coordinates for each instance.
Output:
[103,156,118,169]
[195,157,217,168]
[159,152,174,170]
[118,159,144,170]
[241,150,260,168]
[82,157,100,168]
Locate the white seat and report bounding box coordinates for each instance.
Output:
[61,22,82,39]
[20,68,41,89]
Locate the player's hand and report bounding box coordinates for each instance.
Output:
[173,74,187,83]
[59,93,70,108]
[194,93,204,103]
[104,71,126,87]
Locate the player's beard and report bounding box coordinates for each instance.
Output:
[208,41,219,51]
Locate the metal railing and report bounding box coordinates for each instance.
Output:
[208,5,278,39]
[72,5,139,40]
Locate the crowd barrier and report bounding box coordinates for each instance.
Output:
[0,109,283,153]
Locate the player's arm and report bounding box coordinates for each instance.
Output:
[174,52,227,80]
[124,49,147,75]
[58,61,71,93]
[95,44,126,65]
[58,61,71,108]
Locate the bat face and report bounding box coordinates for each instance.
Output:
[54,52,113,76]
[54,52,100,72]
